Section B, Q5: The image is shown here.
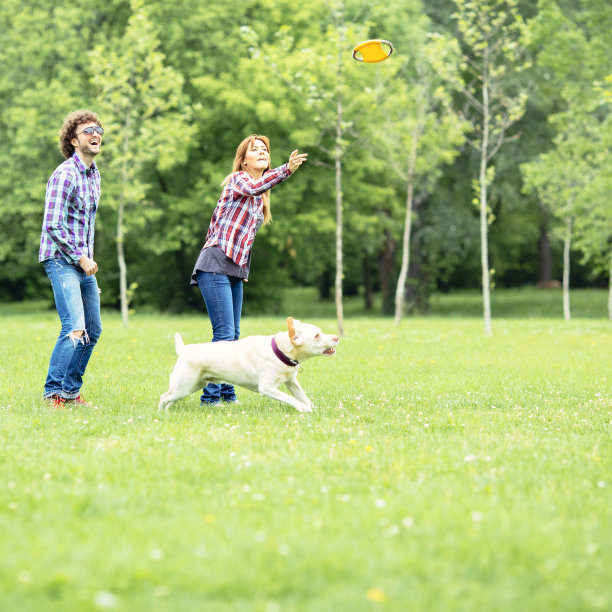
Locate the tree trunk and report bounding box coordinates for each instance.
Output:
[562,215,572,322]
[334,49,344,337]
[406,251,429,313]
[479,50,492,336]
[363,253,373,311]
[379,224,397,316]
[317,267,332,300]
[538,221,553,285]
[117,110,131,327]
[608,242,612,320]
[394,124,418,325]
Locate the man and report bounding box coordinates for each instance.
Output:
[39,110,104,408]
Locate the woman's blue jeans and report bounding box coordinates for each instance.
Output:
[42,258,102,399]
[196,271,243,404]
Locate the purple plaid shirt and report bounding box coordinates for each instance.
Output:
[39,153,101,263]
[203,164,292,266]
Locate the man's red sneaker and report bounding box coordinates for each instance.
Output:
[66,395,95,408]
[44,395,66,409]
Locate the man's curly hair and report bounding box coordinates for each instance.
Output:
[59,110,102,159]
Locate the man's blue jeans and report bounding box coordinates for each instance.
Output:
[42,258,102,399]
[196,271,242,404]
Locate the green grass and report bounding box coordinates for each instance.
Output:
[278,286,608,319]
[1,294,611,611]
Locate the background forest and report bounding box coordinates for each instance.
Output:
[0,0,610,318]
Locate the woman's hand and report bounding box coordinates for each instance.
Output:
[288,149,308,173]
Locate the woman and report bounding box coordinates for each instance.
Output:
[191,134,307,405]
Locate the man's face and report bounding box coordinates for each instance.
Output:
[71,122,103,159]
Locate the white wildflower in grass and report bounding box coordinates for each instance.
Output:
[254,531,266,542]
[93,590,118,609]
[464,454,477,462]
[471,512,484,523]
[402,516,415,529]
[278,544,291,556]
[17,570,32,583]
[149,548,164,561]
[383,524,400,537]
[375,499,386,508]
[153,585,170,598]
[586,543,598,555]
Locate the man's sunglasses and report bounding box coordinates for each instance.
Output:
[76,126,104,136]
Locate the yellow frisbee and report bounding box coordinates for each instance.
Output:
[352,39,394,63]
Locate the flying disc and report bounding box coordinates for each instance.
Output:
[352,39,394,63]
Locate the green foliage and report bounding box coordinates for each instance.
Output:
[522,0,612,278]
[0,0,608,311]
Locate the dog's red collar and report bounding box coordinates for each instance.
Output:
[271,337,299,367]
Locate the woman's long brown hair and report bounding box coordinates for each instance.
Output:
[222,134,272,225]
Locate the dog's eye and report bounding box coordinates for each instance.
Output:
[315,333,320,339]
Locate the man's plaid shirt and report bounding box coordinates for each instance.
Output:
[204,164,292,266]
[39,153,101,263]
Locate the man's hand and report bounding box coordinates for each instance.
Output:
[78,255,98,276]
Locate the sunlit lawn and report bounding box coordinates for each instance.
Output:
[0,290,610,611]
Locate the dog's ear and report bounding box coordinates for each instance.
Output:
[287,317,296,341]
[287,317,303,346]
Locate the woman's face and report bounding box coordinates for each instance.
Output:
[243,139,270,177]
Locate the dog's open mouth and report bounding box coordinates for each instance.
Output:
[323,348,336,355]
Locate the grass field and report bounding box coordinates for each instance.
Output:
[1,290,610,611]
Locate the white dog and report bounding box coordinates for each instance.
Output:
[158,317,339,412]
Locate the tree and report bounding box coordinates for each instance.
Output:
[363,31,466,324]
[0,1,104,300]
[522,0,612,319]
[452,0,528,334]
[0,0,607,313]
[89,0,195,325]
[522,127,590,320]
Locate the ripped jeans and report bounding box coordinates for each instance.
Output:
[42,258,102,399]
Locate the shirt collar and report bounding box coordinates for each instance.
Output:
[71,152,97,174]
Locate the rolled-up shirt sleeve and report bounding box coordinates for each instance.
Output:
[231,164,292,197]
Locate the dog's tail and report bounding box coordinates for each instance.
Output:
[174,333,185,356]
